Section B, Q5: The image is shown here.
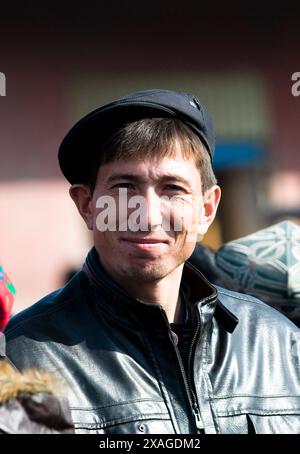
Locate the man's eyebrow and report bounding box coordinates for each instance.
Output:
[161,175,192,186]
[106,173,192,186]
[106,174,144,184]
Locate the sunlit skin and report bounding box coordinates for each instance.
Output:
[70,143,221,322]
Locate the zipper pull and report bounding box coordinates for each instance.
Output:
[193,403,204,432]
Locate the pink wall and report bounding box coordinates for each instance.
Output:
[0,180,91,313]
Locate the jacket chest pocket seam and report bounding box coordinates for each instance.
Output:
[74,413,171,430]
[217,409,300,417]
[71,399,172,430]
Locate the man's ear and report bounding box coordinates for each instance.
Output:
[197,185,221,237]
[69,184,93,230]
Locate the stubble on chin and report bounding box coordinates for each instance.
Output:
[116,257,185,283]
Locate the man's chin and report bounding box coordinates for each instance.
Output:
[119,259,181,282]
[119,261,172,283]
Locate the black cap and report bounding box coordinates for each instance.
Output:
[58,89,215,184]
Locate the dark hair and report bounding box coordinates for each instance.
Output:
[88,118,217,193]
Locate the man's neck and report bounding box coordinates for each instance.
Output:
[108,264,185,324]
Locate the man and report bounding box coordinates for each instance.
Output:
[5,89,300,434]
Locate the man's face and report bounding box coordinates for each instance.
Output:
[73,144,220,284]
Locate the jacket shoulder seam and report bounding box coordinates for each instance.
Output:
[217,288,267,306]
[5,291,83,337]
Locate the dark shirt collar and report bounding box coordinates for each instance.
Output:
[81,247,238,333]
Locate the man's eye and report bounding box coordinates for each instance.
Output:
[164,184,185,192]
[111,182,134,189]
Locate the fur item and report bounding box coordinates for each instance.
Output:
[0,360,65,403]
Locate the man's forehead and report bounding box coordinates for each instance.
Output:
[98,155,199,184]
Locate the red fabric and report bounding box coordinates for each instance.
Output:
[0,267,15,331]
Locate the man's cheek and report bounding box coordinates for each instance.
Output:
[166,199,194,233]
[185,222,201,244]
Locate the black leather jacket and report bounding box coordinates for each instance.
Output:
[5,248,300,434]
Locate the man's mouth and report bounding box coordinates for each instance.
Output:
[119,237,169,249]
[121,237,168,243]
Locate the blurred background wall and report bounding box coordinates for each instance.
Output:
[0,1,300,312]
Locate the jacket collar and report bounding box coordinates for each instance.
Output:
[81,247,238,333]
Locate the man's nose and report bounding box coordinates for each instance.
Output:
[144,189,163,229]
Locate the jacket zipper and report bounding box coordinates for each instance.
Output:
[187,311,204,431]
[168,311,204,433]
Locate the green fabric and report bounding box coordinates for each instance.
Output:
[215,221,300,324]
